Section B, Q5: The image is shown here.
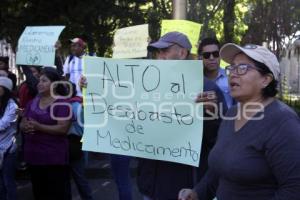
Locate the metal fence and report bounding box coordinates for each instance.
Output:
[0,39,23,84]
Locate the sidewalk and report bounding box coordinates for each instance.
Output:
[16,153,142,200]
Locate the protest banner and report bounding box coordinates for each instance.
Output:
[82,57,203,167]
[16,26,65,66]
[112,24,149,58]
[161,20,201,55]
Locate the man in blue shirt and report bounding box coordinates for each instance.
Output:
[198,38,235,108]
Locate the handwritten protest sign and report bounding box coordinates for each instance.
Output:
[82,57,204,166]
[16,26,65,66]
[161,20,201,54]
[112,24,149,58]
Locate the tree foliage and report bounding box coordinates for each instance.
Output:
[0,0,299,56]
[1,0,150,56]
[243,0,300,56]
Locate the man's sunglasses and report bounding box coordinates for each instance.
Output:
[201,51,220,59]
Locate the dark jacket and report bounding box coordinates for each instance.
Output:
[137,78,227,200]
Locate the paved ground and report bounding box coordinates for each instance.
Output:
[16,153,143,200]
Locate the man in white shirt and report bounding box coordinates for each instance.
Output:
[63,38,86,96]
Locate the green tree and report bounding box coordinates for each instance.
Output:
[0,0,150,56]
[243,0,300,56]
[1,0,298,57]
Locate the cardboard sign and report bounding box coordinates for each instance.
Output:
[112,24,149,58]
[82,57,204,167]
[16,26,65,66]
[161,20,201,54]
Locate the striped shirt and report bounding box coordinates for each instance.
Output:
[63,55,83,96]
[0,99,17,152]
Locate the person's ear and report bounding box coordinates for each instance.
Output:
[179,48,188,59]
[262,73,273,88]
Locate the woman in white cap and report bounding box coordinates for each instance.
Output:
[0,77,18,200]
[178,44,300,200]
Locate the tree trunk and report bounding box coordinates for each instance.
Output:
[223,0,235,43]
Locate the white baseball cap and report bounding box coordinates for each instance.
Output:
[220,43,280,80]
[69,38,86,47]
[0,77,13,91]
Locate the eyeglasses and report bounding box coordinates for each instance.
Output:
[201,51,220,59]
[225,64,261,75]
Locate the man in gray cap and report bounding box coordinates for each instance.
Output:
[137,31,226,200]
[147,31,192,60]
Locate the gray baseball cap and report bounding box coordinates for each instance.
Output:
[147,31,192,51]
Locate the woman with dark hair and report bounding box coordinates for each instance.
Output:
[20,67,71,200]
[17,66,42,172]
[0,77,18,200]
[179,44,300,200]
[18,66,42,110]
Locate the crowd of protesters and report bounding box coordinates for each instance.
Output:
[0,31,300,200]
[0,38,93,200]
